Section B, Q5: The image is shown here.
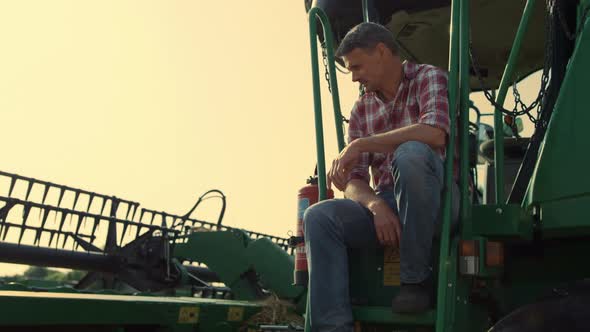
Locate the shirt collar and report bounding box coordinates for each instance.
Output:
[367,61,417,103]
[402,61,419,80]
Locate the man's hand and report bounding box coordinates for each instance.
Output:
[368,199,402,247]
[327,140,363,192]
[335,141,362,175]
[327,159,348,191]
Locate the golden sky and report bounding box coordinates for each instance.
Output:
[0,1,540,275]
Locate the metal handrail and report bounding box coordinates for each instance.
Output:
[305,7,346,332]
[308,7,346,201]
[435,0,460,329]
[494,0,538,204]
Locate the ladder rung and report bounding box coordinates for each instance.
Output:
[352,306,436,326]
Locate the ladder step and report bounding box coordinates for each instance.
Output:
[352,306,436,326]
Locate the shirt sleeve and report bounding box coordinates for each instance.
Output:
[416,67,450,136]
[347,99,371,184]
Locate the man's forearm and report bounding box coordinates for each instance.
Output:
[353,124,446,154]
[344,179,385,211]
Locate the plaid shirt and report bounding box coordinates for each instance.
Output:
[347,61,452,192]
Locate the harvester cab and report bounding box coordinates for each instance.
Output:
[302,0,590,331]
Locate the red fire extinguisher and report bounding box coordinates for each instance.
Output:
[292,176,334,286]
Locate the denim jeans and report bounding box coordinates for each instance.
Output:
[303,141,460,332]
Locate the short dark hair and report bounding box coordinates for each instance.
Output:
[335,22,398,58]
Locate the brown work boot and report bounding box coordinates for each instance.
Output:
[391,280,433,314]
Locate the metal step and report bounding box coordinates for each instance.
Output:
[352,306,435,327]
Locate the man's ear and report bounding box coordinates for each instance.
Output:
[375,43,389,59]
[376,43,388,58]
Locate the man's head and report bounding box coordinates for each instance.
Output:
[335,22,401,93]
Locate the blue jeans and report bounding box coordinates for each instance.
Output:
[303,141,460,332]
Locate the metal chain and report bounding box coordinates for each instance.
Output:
[469,2,553,127]
[321,42,332,93]
[321,42,350,124]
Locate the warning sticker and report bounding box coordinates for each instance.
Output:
[383,247,401,286]
[298,198,310,220]
[227,307,244,322]
[178,306,199,324]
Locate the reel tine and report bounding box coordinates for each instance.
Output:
[0,200,16,236]
[48,230,56,247]
[39,185,50,219]
[99,197,107,216]
[25,181,34,201]
[86,194,95,213]
[58,211,68,234]
[7,176,16,197]
[57,211,69,249]
[35,208,51,245]
[18,205,32,245]
[57,187,65,207]
[1,224,10,241]
[72,191,80,210]
[41,185,50,205]
[120,218,130,246]
[90,217,100,242]
[124,203,131,221]
[74,214,84,239]
[130,203,139,221]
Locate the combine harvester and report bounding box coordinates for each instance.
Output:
[1,0,589,331]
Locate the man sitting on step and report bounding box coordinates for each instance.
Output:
[304,22,459,332]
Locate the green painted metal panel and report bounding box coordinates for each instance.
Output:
[525,16,590,205]
[0,290,260,331]
[471,204,533,239]
[352,306,435,326]
[175,231,305,310]
[539,195,590,237]
[245,237,306,311]
[174,230,259,300]
[523,15,590,238]
[348,248,399,307]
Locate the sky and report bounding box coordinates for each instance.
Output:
[0,1,541,276]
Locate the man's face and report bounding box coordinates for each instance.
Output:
[342,46,384,93]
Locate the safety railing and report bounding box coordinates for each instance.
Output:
[435,0,461,329]
[308,7,346,201]
[493,0,538,204]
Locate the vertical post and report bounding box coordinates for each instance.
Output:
[494,0,537,204]
[362,0,370,22]
[322,13,346,152]
[436,0,460,330]
[308,7,346,200]
[309,9,328,201]
[305,8,346,331]
[459,0,471,225]
[105,198,119,253]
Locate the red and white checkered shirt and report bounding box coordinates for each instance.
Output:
[347,61,452,192]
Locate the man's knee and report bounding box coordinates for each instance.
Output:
[393,141,432,163]
[392,141,434,174]
[303,199,339,240]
